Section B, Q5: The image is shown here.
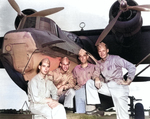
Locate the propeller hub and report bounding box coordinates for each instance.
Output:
[120,0,128,11]
[121,2,127,8]
[109,0,142,38]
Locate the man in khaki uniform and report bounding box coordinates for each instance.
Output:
[48,57,76,109]
[28,58,66,119]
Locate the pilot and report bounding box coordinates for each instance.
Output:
[72,49,102,114]
[48,57,76,110]
[86,42,136,119]
[28,58,66,119]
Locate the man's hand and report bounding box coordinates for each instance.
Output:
[57,86,64,96]
[45,98,52,103]
[47,100,59,109]
[74,85,81,90]
[57,84,61,89]
[94,77,102,89]
[117,78,132,85]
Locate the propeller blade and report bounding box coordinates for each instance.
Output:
[27,7,64,17]
[138,5,150,8]
[95,10,122,46]
[8,0,21,14]
[128,5,150,11]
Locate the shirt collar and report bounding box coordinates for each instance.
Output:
[100,54,110,62]
[37,73,47,80]
[79,63,90,69]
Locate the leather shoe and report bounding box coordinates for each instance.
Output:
[86,109,104,116]
[65,107,74,112]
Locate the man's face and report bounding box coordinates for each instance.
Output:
[60,60,70,72]
[78,52,89,64]
[98,46,109,60]
[39,61,50,75]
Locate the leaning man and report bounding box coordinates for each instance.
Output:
[28,58,66,119]
[86,42,136,119]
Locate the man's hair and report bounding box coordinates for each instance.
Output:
[39,60,42,66]
[97,42,108,50]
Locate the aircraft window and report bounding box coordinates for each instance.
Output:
[23,17,36,28]
[38,17,58,37]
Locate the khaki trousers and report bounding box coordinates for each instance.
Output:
[86,79,129,119]
[59,88,75,108]
[29,103,66,119]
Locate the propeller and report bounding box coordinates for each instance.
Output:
[8,0,64,17]
[95,0,150,46]
[128,5,150,11]
[8,0,22,15]
[27,7,64,17]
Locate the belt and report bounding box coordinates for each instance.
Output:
[105,80,111,83]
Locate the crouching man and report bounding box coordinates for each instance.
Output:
[48,57,76,110]
[28,58,67,119]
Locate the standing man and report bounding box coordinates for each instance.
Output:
[48,57,76,110]
[72,49,95,113]
[86,42,136,119]
[28,58,66,119]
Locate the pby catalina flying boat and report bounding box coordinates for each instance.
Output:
[0,0,150,101]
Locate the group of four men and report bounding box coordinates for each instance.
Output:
[28,42,136,119]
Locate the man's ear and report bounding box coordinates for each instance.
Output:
[69,63,70,67]
[78,56,80,60]
[107,49,109,53]
[38,65,41,70]
[87,54,89,59]
[60,63,62,67]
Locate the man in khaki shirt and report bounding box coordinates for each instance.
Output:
[48,57,76,109]
[28,58,66,119]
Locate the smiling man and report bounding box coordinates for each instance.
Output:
[48,57,76,110]
[72,49,95,114]
[86,42,136,119]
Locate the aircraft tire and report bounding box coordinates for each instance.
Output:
[134,103,145,119]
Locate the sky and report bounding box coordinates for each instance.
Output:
[1,0,150,36]
[0,0,150,111]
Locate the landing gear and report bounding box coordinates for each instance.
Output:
[128,96,145,119]
[135,103,145,119]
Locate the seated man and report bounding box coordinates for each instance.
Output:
[48,57,76,110]
[72,49,95,113]
[28,58,66,119]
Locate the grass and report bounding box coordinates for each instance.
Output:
[66,111,149,119]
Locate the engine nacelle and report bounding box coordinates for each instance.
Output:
[109,0,143,37]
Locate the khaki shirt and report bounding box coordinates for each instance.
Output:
[28,73,58,103]
[48,68,76,90]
